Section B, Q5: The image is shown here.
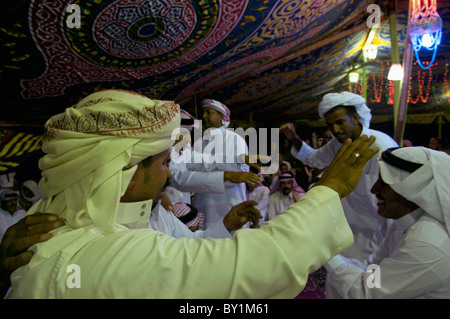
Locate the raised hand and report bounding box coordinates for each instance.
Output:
[280,123,298,140]
[280,123,303,151]
[314,135,379,198]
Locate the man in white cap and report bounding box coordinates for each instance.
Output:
[325,147,450,298]
[19,180,42,211]
[4,89,381,298]
[281,92,398,260]
[184,99,251,229]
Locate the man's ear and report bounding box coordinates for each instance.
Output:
[352,112,360,125]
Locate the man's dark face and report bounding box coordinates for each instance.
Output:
[1,198,18,214]
[324,107,360,143]
[370,176,418,219]
[280,180,293,196]
[202,108,223,129]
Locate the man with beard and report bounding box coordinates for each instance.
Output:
[268,172,305,220]
[325,147,450,298]
[185,99,251,229]
[281,92,398,260]
[2,89,380,299]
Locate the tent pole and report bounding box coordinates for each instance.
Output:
[388,1,402,143]
[394,0,414,145]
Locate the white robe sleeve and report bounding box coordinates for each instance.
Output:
[7,186,354,299]
[169,208,232,239]
[291,139,340,169]
[325,242,450,299]
[170,168,225,194]
[187,130,249,174]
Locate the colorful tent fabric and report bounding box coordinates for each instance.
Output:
[0,0,449,127]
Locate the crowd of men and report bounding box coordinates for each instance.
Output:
[0,89,448,299]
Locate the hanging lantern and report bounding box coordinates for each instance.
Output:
[363,44,378,60]
[409,0,443,69]
[388,63,403,81]
[349,72,360,83]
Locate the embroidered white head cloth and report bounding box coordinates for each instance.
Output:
[378,147,450,235]
[318,91,372,129]
[29,90,180,233]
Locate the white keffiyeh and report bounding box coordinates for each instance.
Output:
[318,91,372,129]
[378,147,450,235]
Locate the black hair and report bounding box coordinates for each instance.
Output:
[141,156,153,167]
[381,147,423,173]
[325,104,357,117]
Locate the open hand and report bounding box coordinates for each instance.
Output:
[314,135,379,198]
[224,171,261,185]
[280,123,298,140]
[0,213,64,296]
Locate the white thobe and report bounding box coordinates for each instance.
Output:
[267,191,304,220]
[325,209,450,298]
[148,201,231,239]
[291,126,398,260]
[186,127,249,229]
[246,185,270,226]
[167,144,226,205]
[0,207,26,241]
[169,168,225,199]
[7,186,353,299]
[168,144,223,203]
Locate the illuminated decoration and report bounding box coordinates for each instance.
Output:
[408,60,433,103]
[372,62,388,102]
[348,60,445,105]
[388,63,404,80]
[362,26,378,61]
[409,0,443,69]
[363,44,378,60]
[349,78,363,96]
[349,72,360,83]
[388,81,395,105]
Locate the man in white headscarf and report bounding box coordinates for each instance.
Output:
[183,99,251,229]
[268,172,306,220]
[0,190,26,241]
[19,180,41,211]
[325,147,450,298]
[5,89,380,298]
[166,109,260,208]
[281,92,398,260]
